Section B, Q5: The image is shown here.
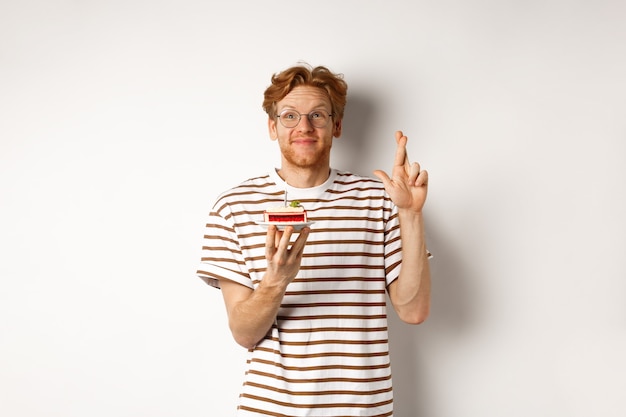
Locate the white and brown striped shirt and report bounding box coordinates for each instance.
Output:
[197,169,403,417]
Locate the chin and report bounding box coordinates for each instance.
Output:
[284,154,325,169]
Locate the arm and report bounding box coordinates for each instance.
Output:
[374,131,431,324]
[219,225,310,349]
[387,209,431,323]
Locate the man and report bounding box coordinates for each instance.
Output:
[197,64,431,416]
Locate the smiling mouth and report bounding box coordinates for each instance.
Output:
[292,137,317,143]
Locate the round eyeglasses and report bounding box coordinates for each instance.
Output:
[276,109,333,128]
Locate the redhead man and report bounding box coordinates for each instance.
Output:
[197,63,430,416]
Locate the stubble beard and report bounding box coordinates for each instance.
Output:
[280,140,332,171]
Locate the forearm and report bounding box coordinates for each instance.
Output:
[388,209,431,324]
[226,277,287,349]
[225,225,310,349]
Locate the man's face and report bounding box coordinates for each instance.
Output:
[268,86,342,171]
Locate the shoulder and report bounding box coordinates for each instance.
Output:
[332,169,386,192]
[210,172,282,216]
[330,170,394,212]
[214,173,274,201]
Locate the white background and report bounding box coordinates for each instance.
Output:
[1,1,625,416]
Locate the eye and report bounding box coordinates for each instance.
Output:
[281,111,298,120]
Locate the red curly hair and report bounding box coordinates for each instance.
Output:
[262,64,348,121]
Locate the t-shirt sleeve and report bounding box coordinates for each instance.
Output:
[384,203,403,286]
[196,206,253,290]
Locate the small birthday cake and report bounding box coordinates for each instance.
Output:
[264,201,307,223]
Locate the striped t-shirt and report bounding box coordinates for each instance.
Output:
[197,168,403,417]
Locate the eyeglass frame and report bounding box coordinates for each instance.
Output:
[275,109,334,128]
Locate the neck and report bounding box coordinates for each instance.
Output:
[276,166,331,188]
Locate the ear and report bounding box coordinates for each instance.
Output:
[333,119,342,138]
[268,117,278,140]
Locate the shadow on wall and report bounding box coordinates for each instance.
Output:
[331,92,379,176]
[338,90,479,415]
[388,225,478,416]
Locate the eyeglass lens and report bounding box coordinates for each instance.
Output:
[278,110,331,128]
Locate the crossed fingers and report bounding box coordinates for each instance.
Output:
[394,131,428,187]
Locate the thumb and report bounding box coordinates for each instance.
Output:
[373,169,391,187]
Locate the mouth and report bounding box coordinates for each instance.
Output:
[292,137,317,145]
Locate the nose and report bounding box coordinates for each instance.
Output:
[296,114,314,131]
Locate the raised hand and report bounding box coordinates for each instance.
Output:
[373,131,429,213]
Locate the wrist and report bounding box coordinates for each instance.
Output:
[258,273,289,295]
[397,208,424,223]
